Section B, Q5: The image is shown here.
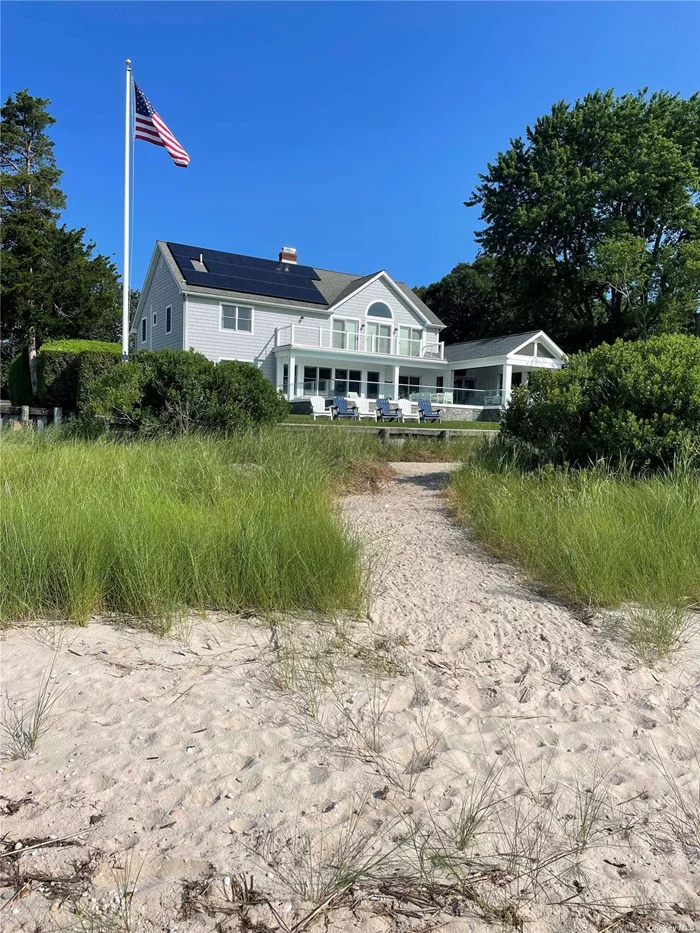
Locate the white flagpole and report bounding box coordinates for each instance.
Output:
[121,59,132,360]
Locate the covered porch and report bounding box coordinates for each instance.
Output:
[444,331,567,406]
[274,350,449,404]
[275,353,505,420]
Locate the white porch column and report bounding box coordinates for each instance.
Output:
[393,364,400,400]
[289,353,296,400]
[275,355,284,396]
[502,362,513,405]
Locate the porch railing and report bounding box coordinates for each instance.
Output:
[275,325,444,360]
[280,381,505,407]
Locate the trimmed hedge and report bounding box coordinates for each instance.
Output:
[80,349,289,434]
[501,334,700,472]
[36,340,122,409]
[7,349,32,405]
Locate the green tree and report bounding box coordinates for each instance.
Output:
[463,89,700,350]
[1,90,122,395]
[0,89,65,217]
[414,255,504,343]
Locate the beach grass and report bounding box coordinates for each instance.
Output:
[450,454,700,609]
[0,427,478,627]
[0,431,370,626]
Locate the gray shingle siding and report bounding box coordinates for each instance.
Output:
[135,255,183,351]
[332,277,441,338]
[184,292,327,370]
[138,242,445,380]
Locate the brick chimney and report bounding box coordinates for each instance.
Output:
[279,246,297,264]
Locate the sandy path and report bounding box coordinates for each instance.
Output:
[1,462,699,932]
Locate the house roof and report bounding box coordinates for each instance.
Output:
[444,331,545,362]
[156,241,444,326]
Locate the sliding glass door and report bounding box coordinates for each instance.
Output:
[366,322,391,354]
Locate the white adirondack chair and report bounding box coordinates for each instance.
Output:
[396,399,420,422]
[310,396,333,420]
[356,398,377,421]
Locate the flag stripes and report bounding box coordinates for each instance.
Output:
[133,82,190,167]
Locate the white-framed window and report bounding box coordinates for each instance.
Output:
[303,365,332,396]
[221,303,253,333]
[141,317,147,343]
[165,305,172,334]
[398,375,420,399]
[398,326,422,357]
[153,311,157,327]
[366,301,392,319]
[333,368,361,396]
[332,317,359,350]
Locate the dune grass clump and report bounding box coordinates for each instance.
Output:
[451,450,700,611]
[0,431,373,626]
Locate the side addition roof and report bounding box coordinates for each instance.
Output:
[444,331,546,362]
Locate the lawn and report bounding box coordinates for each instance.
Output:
[0,428,477,627]
[285,414,500,430]
[451,458,700,609]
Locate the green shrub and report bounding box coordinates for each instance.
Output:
[204,360,289,431]
[137,349,216,432]
[78,349,289,434]
[36,340,121,409]
[502,334,700,472]
[7,349,32,405]
[79,361,145,434]
[75,348,124,411]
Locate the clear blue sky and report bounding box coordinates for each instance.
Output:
[2,2,698,290]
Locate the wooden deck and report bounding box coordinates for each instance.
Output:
[280,422,498,440]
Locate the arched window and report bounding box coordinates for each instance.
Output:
[366,301,392,319]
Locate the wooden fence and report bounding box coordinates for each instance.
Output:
[0,402,74,430]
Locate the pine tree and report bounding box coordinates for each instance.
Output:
[1,90,121,395]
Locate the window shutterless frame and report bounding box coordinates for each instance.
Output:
[165,305,172,334]
[220,303,254,334]
[331,316,360,350]
[365,301,393,320]
[141,317,147,343]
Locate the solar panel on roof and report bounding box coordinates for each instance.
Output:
[167,242,325,305]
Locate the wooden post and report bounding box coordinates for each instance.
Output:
[53,406,63,425]
[21,405,30,429]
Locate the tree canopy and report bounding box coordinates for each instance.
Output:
[419,90,700,351]
[1,90,123,387]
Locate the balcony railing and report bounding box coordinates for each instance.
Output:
[275,324,444,360]
[408,386,505,407]
[281,381,505,407]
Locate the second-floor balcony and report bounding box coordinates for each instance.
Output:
[275,324,445,360]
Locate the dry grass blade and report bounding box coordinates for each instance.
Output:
[650,743,700,851]
[246,796,399,905]
[1,659,64,760]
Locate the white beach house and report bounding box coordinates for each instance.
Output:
[133,241,566,420]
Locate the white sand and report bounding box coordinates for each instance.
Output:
[1,462,699,932]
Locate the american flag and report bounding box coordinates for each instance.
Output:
[133,83,190,167]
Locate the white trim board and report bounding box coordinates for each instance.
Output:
[328,270,433,326]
